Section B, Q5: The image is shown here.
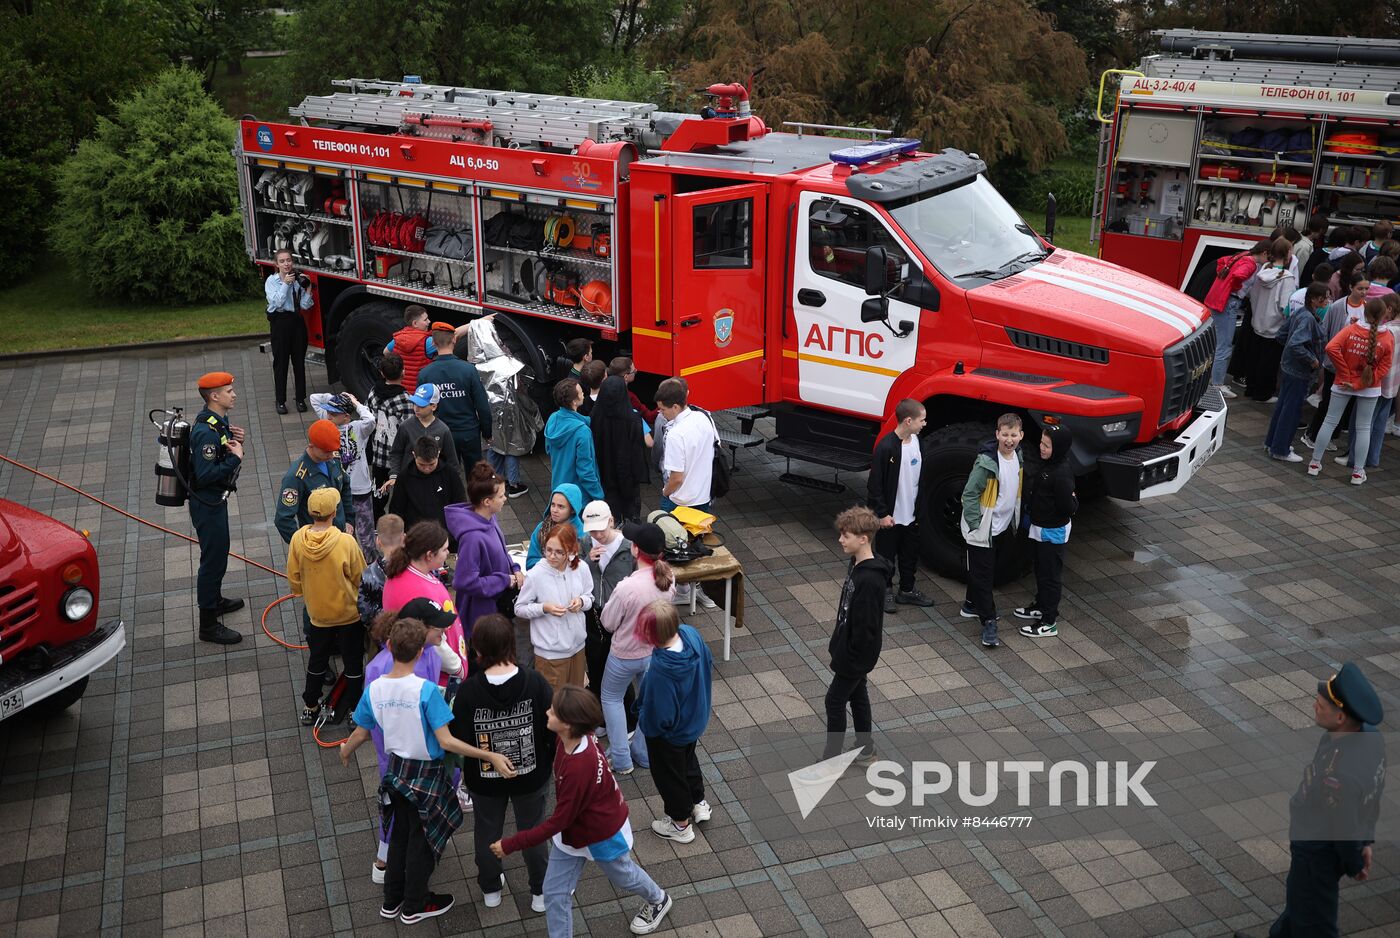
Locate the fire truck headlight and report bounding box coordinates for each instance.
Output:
[1102,420,1129,434]
[62,587,94,622]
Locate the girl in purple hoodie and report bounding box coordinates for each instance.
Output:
[445,462,524,645]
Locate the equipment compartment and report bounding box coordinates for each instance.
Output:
[355,176,477,301]
[478,189,618,329]
[247,161,357,274]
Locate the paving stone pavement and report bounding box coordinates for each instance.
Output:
[1,345,1397,937]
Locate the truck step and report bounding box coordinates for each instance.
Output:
[720,405,772,434]
[766,437,872,494]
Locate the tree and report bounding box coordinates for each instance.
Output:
[166,1,278,87]
[52,68,252,304]
[0,0,174,284]
[1036,0,1119,68]
[1119,0,1400,58]
[657,0,1088,170]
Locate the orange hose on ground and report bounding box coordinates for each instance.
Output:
[5,453,354,749]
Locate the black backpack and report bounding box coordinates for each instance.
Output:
[690,407,732,500]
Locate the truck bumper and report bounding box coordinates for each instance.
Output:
[1096,387,1227,501]
[0,618,126,720]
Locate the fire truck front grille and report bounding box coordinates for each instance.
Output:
[0,582,40,657]
[1161,320,1216,425]
[1005,328,1110,364]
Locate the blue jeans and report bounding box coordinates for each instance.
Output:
[602,654,651,771]
[1361,395,1395,467]
[659,495,710,513]
[486,449,520,485]
[1312,391,1379,470]
[1265,372,1310,457]
[1209,296,1242,386]
[543,841,664,938]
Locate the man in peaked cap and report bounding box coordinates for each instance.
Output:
[189,372,245,645]
[1237,661,1386,938]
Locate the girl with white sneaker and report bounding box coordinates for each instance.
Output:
[1309,298,1395,484]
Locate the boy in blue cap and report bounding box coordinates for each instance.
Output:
[1236,661,1385,938]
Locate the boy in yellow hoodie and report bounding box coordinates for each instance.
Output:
[289,487,367,725]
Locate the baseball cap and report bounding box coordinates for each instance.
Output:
[409,383,440,407]
[307,487,341,519]
[581,500,613,532]
[307,419,341,452]
[399,597,457,631]
[320,393,352,414]
[621,521,665,557]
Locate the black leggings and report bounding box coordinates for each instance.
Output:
[303,620,364,707]
[269,314,308,405]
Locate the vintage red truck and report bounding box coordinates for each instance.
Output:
[0,498,125,720]
[236,78,1225,579]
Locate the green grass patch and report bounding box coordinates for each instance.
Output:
[0,258,264,354]
[1020,208,1095,257]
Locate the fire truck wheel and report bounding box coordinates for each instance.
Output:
[25,676,89,718]
[917,422,1032,586]
[336,301,403,397]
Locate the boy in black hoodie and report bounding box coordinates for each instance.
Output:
[822,506,892,762]
[1014,424,1077,638]
[386,436,467,550]
[867,399,935,613]
[450,614,555,912]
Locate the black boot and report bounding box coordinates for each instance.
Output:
[215,596,245,614]
[199,608,243,645]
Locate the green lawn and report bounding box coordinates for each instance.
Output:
[1020,208,1095,257]
[0,259,264,354]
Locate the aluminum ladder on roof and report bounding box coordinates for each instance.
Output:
[289,79,662,151]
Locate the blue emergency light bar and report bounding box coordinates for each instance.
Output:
[829,138,921,166]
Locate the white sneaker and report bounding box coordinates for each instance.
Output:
[1263,396,1278,404]
[372,862,386,884]
[531,893,546,914]
[1334,455,1353,467]
[483,874,505,908]
[651,818,696,843]
[1307,393,1322,408]
[695,591,717,610]
[1217,384,1238,400]
[1389,420,1400,437]
[1270,450,1305,463]
[1307,461,1322,476]
[691,800,712,823]
[1352,469,1368,485]
[671,584,692,605]
[457,784,473,813]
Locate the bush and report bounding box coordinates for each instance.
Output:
[52,67,253,305]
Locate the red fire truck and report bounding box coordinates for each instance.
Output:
[0,498,125,720]
[1095,29,1400,296]
[237,78,1224,579]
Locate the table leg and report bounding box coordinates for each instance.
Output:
[690,583,697,616]
[723,575,733,661]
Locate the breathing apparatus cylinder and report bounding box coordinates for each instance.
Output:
[151,408,191,507]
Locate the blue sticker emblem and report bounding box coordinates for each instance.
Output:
[713,308,734,348]
[256,125,274,152]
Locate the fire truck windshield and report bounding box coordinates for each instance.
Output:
[886,176,1046,283]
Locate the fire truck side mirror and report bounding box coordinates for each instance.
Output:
[861,296,889,323]
[864,246,889,296]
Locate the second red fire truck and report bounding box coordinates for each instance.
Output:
[237,77,1224,580]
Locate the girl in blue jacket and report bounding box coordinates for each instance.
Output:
[636,600,714,844]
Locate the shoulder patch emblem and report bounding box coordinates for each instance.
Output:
[201,443,218,461]
[281,487,299,507]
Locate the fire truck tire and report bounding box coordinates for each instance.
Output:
[917,422,1032,586]
[336,301,403,397]
[25,676,89,717]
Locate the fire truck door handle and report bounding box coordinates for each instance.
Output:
[797,288,826,307]
[679,315,702,328]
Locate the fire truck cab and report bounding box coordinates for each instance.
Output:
[237,79,1225,580]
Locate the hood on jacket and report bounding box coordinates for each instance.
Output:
[372,380,407,401]
[445,502,496,536]
[651,622,707,680]
[544,407,591,445]
[592,376,632,420]
[297,525,341,560]
[1255,265,1290,284]
[541,483,585,525]
[1040,424,1075,468]
[978,439,1021,458]
[854,554,894,586]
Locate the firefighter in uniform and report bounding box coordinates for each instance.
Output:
[275,419,355,543]
[1237,661,1385,938]
[189,372,246,645]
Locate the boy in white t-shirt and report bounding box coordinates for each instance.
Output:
[342,618,516,924]
[958,414,1024,648]
[867,399,935,612]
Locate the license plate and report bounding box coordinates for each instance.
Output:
[1190,440,1217,472]
[0,688,25,719]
